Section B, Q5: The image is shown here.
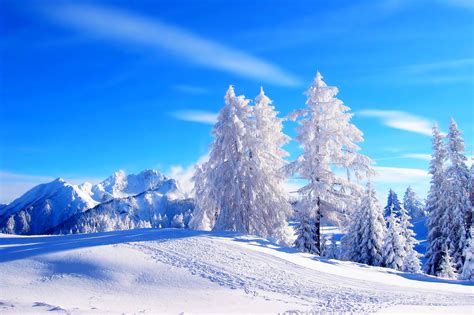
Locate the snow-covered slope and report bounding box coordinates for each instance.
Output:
[0,170,189,235]
[0,229,472,313]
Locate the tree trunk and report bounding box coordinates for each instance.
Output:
[315,197,321,255]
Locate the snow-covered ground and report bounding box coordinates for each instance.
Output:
[1,229,473,314]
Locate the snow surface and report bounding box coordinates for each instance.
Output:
[1,228,473,313]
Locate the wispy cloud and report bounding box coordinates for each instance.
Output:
[374,153,432,162]
[398,58,474,75]
[358,110,434,136]
[173,85,209,95]
[373,166,429,183]
[46,4,299,86]
[171,110,217,125]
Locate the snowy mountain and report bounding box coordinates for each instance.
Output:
[53,189,194,234]
[0,228,472,313]
[0,169,191,235]
[0,178,99,235]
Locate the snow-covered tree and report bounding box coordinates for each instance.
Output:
[294,215,318,253]
[344,182,385,266]
[425,124,448,275]
[288,72,372,254]
[437,244,458,279]
[384,189,402,219]
[399,205,421,272]
[237,87,292,242]
[382,212,405,270]
[461,227,474,280]
[403,186,425,220]
[191,86,292,243]
[172,214,185,229]
[190,86,249,232]
[443,119,471,271]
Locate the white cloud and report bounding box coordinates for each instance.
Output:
[171,110,217,125]
[46,4,300,86]
[402,153,431,161]
[358,110,434,136]
[167,154,209,196]
[372,166,429,184]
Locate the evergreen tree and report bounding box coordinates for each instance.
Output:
[399,205,421,272]
[403,186,425,220]
[437,244,458,279]
[425,124,448,275]
[382,212,405,270]
[345,182,386,266]
[191,86,250,233]
[288,72,372,254]
[191,86,292,243]
[443,119,471,271]
[384,189,402,218]
[240,87,292,242]
[461,227,474,280]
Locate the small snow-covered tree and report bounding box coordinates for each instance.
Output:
[443,119,471,271]
[461,228,474,280]
[288,72,372,254]
[403,186,425,220]
[345,182,386,266]
[384,189,402,218]
[172,213,185,229]
[437,244,458,279]
[425,124,448,275]
[189,164,218,230]
[294,215,318,254]
[382,212,405,270]
[404,249,422,273]
[399,206,421,272]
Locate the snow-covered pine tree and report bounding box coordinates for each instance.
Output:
[382,212,405,270]
[443,119,471,272]
[384,189,402,218]
[461,227,474,280]
[288,72,372,254]
[399,205,421,272]
[190,87,248,231]
[346,182,386,266]
[425,124,448,275]
[403,186,425,220]
[437,244,458,279]
[191,86,292,243]
[239,87,292,242]
[294,215,318,253]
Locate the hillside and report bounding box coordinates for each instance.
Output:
[1,229,472,313]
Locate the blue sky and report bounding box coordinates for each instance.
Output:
[0,0,473,204]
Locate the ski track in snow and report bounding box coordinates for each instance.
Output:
[128,235,471,313]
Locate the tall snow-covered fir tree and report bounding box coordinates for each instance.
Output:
[382,212,405,271]
[288,72,372,254]
[384,189,402,218]
[403,186,425,220]
[442,119,471,271]
[190,86,251,232]
[191,86,292,243]
[343,182,386,266]
[399,204,421,272]
[233,87,292,242]
[425,124,448,275]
